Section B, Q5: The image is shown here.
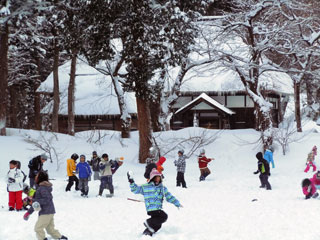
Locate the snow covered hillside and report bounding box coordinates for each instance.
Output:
[1,127,320,240]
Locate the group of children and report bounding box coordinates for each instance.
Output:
[65,151,124,197]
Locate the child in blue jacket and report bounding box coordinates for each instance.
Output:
[76,155,92,197]
[264,146,275,168]
[127,168,182,236]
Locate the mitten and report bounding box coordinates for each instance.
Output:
[8,177,15,183]
[23,212,30,221]
[127,171,134,184]
[306,192,312,199]
[253,171,259,175]
[313,192,319,198]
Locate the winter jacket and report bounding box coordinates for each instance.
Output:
[254,152,270,175]
[264,150,275,168]
[99,159,113,177]
[144,163,157,179]
[174,155,186,173]
[111,160,120,174]
[28,156,44,178]
[28,181,55,216]
[90,157,101,172]
[156,157,166,174]
[311,173,320,186]
[130,182,181,212]
[302,179,316,197]
[306,152,315,164]
[66,158,77,177]
[76,162,92,179]
[7,168,24,192]
[198,154,212,169]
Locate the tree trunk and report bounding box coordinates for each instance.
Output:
[0,22,8,136]
[68,52,77,136]
[136,97,152,163]
[8,85,18,128]
[52,39,60,132]
[150,96,162,132]
[294,81,302,132]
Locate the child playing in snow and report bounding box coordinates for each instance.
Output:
[111,157,124,174]
[23,184,36,210]
[23,171,68,240]
[65,153,79,191]
[76,155,92,197]
[144,146,159,180]
[127,168,182,236]
[7,160,24,211]
[304,146,317,173]
[174,149,187,188]
[253,152,271,190]
[302,178,318,199]
[264,145,275,169]
[198,149,214,181]
[98,153,114,197]
[89,151,101,180]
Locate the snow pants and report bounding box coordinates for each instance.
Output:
[200,167,211,181]
[8,191,23,210]
[176,172,187,188]
[259,174,271,190]
[146,210,168,233]
[34,214,62,240]
[99,176,114,195]
[93,171,100,180]
[65,176,79,191]
[304,163,317,173]
[79,178,89,195]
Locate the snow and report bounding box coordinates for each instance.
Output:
[175,93,235,115]
[1,126,320,240]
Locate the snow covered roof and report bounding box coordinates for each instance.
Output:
[175,93,235,115]
[38,60,137,116]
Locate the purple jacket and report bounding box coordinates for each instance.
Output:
[28,181,55,216]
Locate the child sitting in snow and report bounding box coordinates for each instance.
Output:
[198,149,214,181]
[127,168,182,236]
[304,146,317,173]
[23,184,36,210]
[301,178,318,199]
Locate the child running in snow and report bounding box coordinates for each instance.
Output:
[23,171,68,240]
[304,146,317,173]
[302,178,319,199]
[198,149,214,181]
[174,149,187,188]
[7,160,24,211]
[264,145,275,169]
[76,155,92,197]
[254,152,271,190]
[127,168,182,236]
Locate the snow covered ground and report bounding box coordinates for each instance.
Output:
[1,126,320,240]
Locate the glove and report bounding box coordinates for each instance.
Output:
[127,171,134,184]
[268,173,271,176]
[8,177,15,183]
[23,212,30,221]
[253,171,259,175]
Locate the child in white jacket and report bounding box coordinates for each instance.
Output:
[7,160,24,211]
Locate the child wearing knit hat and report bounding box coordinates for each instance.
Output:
[127,168,182,236]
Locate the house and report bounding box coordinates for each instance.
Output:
[38,60,138,133]
[170,68,293,130]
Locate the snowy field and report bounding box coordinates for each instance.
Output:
[1,126,320,240]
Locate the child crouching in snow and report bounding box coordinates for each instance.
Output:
[127,168,182,236]
[302,178,318,199]
[23,171,68,240]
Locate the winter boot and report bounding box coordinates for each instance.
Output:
[9,207,14,211]
[59,235,68,239]
[199,176,205,181]
[143,228,153,236]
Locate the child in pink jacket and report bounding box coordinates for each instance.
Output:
[302,178,317,199]
[304,146,317,173]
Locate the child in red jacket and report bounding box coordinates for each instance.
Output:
[302,178,318,199]
[198,149,214,181]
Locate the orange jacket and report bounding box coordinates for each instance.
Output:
[66,158,76,176]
